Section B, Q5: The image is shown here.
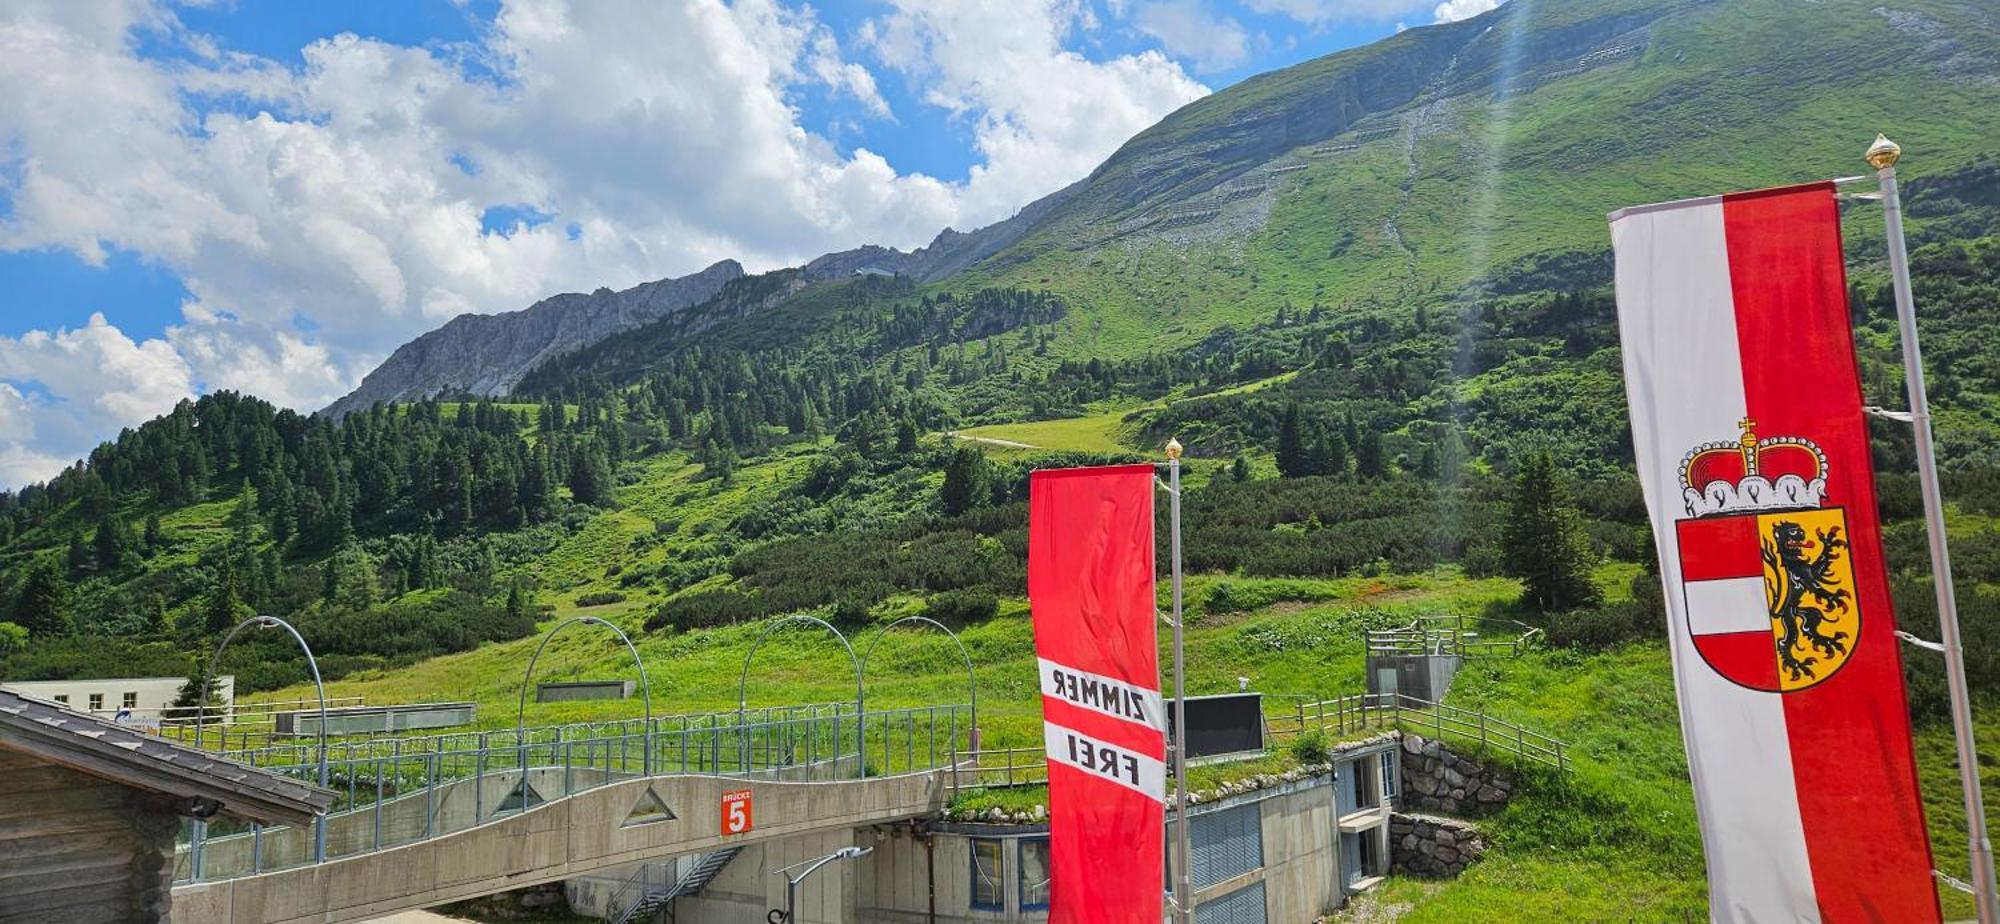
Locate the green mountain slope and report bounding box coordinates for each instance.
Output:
[953,0,2000,359]
[4,2,2000,916]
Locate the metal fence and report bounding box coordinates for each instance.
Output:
[174,702,973,885]
[1273,693,1570,773]
[946,692,1571,798]
[1365,615,1543,659]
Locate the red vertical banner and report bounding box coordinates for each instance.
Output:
[1029,464,1165,924]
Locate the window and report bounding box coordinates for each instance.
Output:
[1379,752,1398,802]
[88,693,104,712]
[1359,828,1382,877]
[122,692,139,709]
[1349,757,1379,811]
[1195,881,1267,924]
[52,694,69,705]
[1020,837,1051,910]
[970,838,1004,911]
[1341,829,1387,889]
[1190,803,1263,888]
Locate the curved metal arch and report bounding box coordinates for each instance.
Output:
[517,616,654,775]
[858,615,978,747]
[195,615,330,863]
[736,614,862,777]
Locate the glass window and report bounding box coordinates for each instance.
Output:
[1379,752,1398,802]
[122,692,139,709]
[1359,828,1383,878]
[53,694,69,705]
[1020,837,1051,910]
[1355,757,1379,809]
[970,838,1004,910]
[88,693,104,711]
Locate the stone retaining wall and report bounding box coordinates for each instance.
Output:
[1397,733,1513,817]
[1389,813,1485,878]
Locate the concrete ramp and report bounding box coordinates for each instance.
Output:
[172,771,949,924]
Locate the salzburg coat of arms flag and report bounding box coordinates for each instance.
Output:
[1610,182,1939,922]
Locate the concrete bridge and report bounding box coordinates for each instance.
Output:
[172,770,947,923]
[169,703,974,923]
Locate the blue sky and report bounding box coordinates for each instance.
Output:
[0,0,1491,487]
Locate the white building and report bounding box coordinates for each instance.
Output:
[0,675,234,726]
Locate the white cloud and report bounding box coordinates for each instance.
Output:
[1433,0,1501,23]
[0,0,1211,487]
[1246,0,1500,25]
[1128,0,1252,73]
[860,0,1208,223]
[0,315,197,484]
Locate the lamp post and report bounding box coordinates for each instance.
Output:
[195,615,330,865]
[767,845,872,924]
[517,616,654,776]
[1869,133,1999,924]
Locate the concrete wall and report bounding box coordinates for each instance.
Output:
[673,829,860,924]
[171,771,948,924]
[1364,654,1460,701]
[537,681,635,703]
[0,748,180,924]
[179,767,631,880]
[1251,775,1342,923]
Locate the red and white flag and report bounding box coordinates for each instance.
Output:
[1028,464,1165,923]
[1611,182,1939,922]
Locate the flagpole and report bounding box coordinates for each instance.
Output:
[1869,133,1999,923]
[1165,438,1194,924]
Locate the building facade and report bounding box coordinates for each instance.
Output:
[572,738,1401,924]
[0,675,235,726]
[0,689,331,924]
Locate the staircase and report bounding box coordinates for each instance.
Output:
[609,847,743,924]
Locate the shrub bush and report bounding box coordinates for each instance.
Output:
[1546,604,1638,651]
[1288,729,1330,766]
[922,589,999,624]
[575,591,626,607]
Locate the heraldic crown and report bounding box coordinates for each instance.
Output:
[1680,418,1828,518]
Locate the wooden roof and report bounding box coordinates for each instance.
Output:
[0,689,334,826]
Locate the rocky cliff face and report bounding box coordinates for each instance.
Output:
[322,260,744,416]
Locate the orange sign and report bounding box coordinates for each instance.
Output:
[721,789,753,835]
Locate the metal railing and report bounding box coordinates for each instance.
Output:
[173,702,972,886]
[1366,615,1542,659]
[607,861,672,924]
[1278,693,1570,773]
[943,692,1571,801]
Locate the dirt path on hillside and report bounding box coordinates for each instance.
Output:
[945,431,1039,449]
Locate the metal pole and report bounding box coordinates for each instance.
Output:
[197,615,331,863]
[517,616,654,776]
[1870,134,1999,924]
[1166,439,1194,924]
[735,614,863,779]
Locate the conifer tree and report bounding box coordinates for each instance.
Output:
[143,512,164,557]
[66,532,92,577]
[1276,402,1307,478]
[1502,451,1603,612]
[941,446,988,517]
[93,513,134,573]
[16,560,72,637]
[1356,427,1386,479]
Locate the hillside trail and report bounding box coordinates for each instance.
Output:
[945,431,1038,450]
